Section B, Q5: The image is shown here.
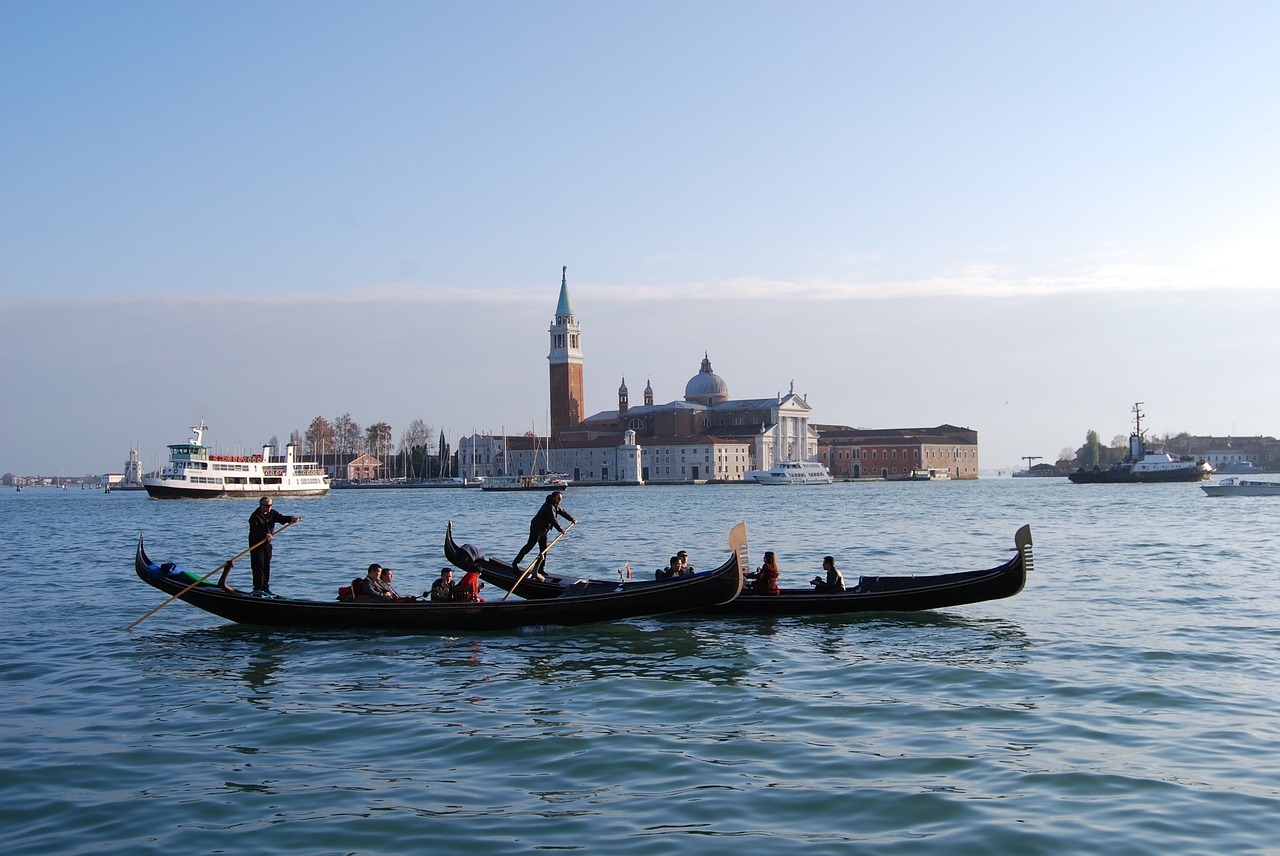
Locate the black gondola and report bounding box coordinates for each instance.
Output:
[446,522,1032,616]
[133,534,743,631]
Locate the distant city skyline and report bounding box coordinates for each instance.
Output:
[3,3,1278,475]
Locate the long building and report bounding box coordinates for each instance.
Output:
[814,424,980,480]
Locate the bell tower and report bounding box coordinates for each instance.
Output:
[548,266,584,437]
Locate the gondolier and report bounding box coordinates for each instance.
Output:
[512,490,576,575]
[248,497,300,596]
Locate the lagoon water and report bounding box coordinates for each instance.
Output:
[1,479,1278,855]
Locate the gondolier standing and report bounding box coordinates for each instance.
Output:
[248,497,300,596]
[513,490,576,576]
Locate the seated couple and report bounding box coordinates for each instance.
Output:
[352,564,416,602]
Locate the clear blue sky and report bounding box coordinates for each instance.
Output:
[3,1,1278,475]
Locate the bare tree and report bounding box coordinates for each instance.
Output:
[399,419,433,478]
[305,416,335,469]
[333,413,361,456]
[403,418,432,452]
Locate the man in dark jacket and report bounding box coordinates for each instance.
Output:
[429,567,456,601]
[248,497,300,596]
[512,490,576,574]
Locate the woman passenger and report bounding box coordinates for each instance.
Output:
[746,551,781,596]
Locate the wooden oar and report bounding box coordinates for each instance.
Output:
[125,520,298,631]
[503,521,575,602]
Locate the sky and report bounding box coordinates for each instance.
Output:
[3,1,1279,476]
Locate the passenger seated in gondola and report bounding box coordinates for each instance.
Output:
[677,551,694,574]
[456,568,485,602]
[810,555,845,593]
[354,564,396,602]
[655,556,681,579]
[429,567,456,601]
[745,551,781,595]
[381,567,418,601]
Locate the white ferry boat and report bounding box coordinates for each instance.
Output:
[748,461,834,485]
[142,424,330,499]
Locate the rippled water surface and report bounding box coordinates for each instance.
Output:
[2,480,1278,854]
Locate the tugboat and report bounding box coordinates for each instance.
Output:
[1068,403,1212,484]
[142,423,330,498]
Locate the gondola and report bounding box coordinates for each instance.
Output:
[133,534,743,632]
[447,522,1032,616]
[444,520,753,601]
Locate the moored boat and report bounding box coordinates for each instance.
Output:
[747,461,834,485]
[133,532,742,631]
[1201,477,1280,497]
[480,473,572,492]
[446,521,1032,616]
[1214,461,1265,476]
[142,423,330,498]
[1068,403,1212,484]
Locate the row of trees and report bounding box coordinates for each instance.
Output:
[291,415,449,478]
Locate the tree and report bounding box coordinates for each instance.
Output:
[366,422,394,460]
[403,418,432,452]
[400,419,433,478]
[305,416,335,466]
[436,430,452,478]
[333,413,361,456]
[1079,430,1103,468]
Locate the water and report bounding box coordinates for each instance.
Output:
[1,480,1277,854]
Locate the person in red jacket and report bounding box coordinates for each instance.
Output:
[456,568,485,602]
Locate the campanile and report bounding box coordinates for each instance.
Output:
[548,266,584,437]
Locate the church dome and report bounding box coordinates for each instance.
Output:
[684,353,729,405]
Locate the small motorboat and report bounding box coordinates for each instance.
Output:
[1200,477,1280,497]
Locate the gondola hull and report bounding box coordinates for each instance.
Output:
[134,536,743,631]
[449,524,1032,617]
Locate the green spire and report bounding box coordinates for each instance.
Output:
[555,265,573,317]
